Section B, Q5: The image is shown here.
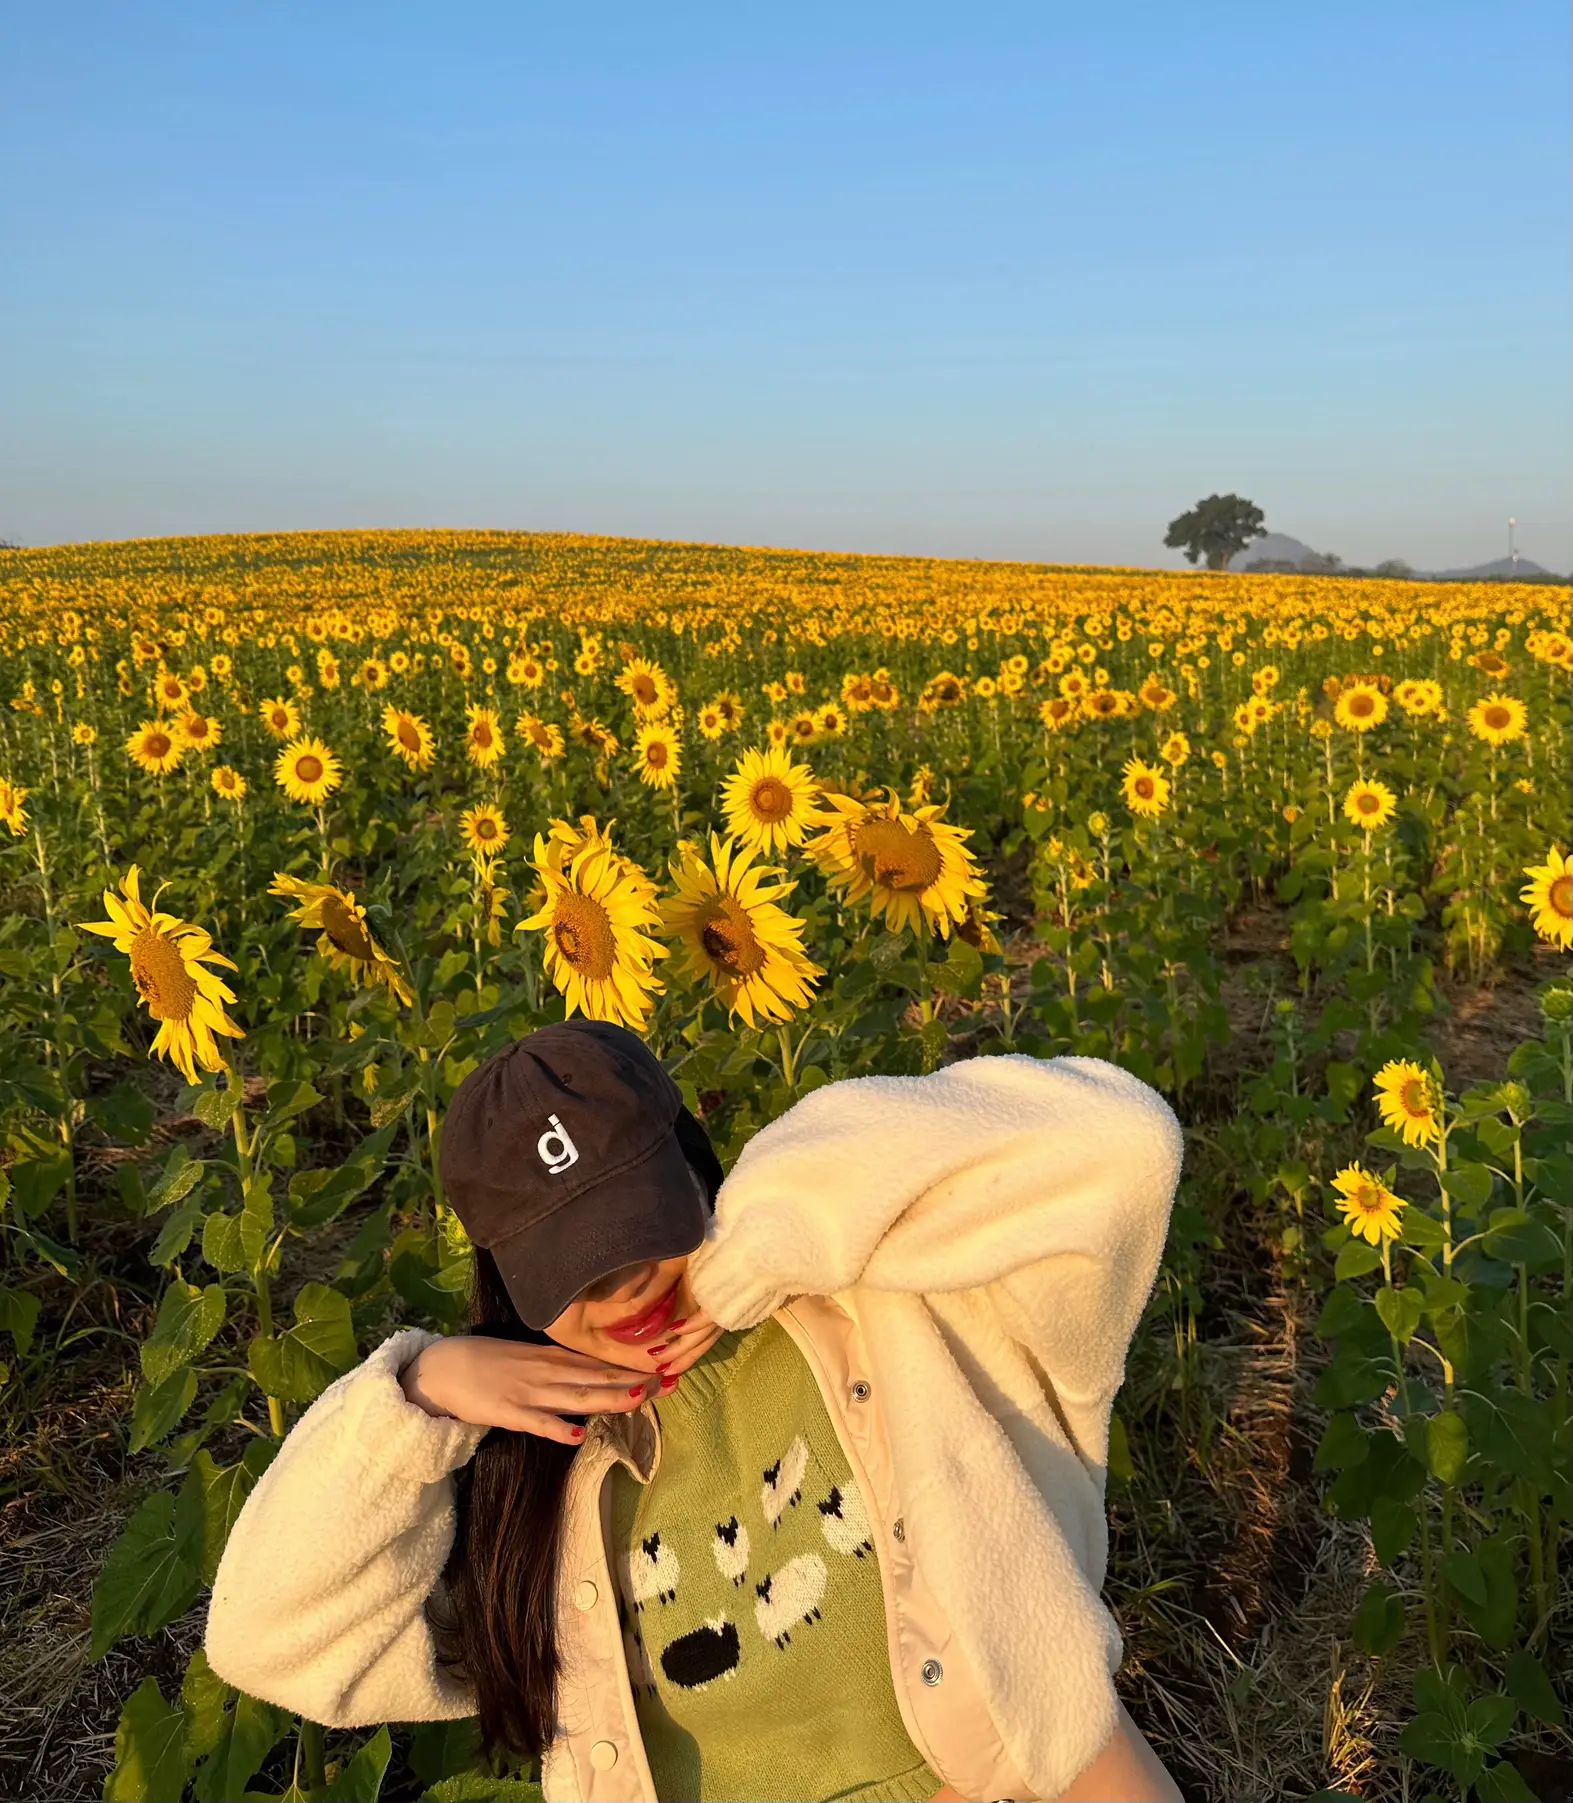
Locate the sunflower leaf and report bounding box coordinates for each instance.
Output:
[141,1282,227,1386]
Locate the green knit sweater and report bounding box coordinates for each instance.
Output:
[607,1317,945,1803]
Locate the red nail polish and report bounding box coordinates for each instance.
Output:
[571,1425,586,1438]
[659,1374,679,1392]
[667,1318,687,1332]
[627,1384,645,1397]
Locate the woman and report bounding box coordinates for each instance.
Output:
[207,1019,1185,1803]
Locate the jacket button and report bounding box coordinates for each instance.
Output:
[921,1658,944,1686]
[575,1579,598,1611]
[850,1380,871,1402]
[589,1741,619,1771]
[891,1517,905,1542]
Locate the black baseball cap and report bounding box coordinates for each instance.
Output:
[439,1020,715,1330]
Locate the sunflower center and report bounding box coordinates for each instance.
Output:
[632,674,657,706]
[697,897,767,977]
[1550,874,1573,920]
[397,718,422,751]
[474,817,499,843]
[1349,1181,1383,1215]
[749,777,793,822]
[294,754,325,784]
[1357,792,1381,815]
[129,925,198,1022]
[1350,694,1374,716]
[1485,706,1510,730]
[1134,777,1155,800]
[188,719,209,740]
[552,892,617,980]
[321,896,377,961]
[473,722,494,748]
[146,732,171,759]
[644,740,669,769]
[853,817,943,893]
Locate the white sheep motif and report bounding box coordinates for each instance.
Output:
[627,1530,680,1610]
[760,1435,809,1529]
[753,1552,828,1648]
[712,1515,751,1585]
[817,1478,875,1559]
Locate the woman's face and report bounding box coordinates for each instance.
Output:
[545,1255,722,1378]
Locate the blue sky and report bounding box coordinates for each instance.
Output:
[3,3,1568,570]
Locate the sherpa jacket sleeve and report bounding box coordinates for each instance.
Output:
[686,1054,1183,1410]
[204,1326,488,1726]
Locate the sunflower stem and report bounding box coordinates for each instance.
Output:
[33,828,79,1244]
[228,1058,287,1438]
[776,1024,798,1093]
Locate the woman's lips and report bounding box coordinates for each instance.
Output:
[602,1281,681,1344]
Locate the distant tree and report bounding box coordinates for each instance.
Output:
[1163,495,1266,571]
[1373,559,1413,579]
[1299,550,1344,575]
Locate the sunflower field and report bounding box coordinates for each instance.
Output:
[0,530,1569,1803]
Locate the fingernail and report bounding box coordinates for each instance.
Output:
[654,1361,672,1374]
[627,1384,646,1397]
[659,1374,679,1392]
[571,1425,586,1438]
[667,1317,687,1331]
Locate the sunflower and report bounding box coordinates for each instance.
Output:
[260,695,303,740]
[79,867,244,1083]
[153,668,188,712]
[617,656,677,720]
[179,711,222,754]
[1394,677,1443,718]
[1120,759,1171,819]
[697,702,726,740]
[787,709,819,746]
[1160,732,1191,768]
[1467,693,1527,747]
[274,737,343,804]
[1334,681,1388,732]
[383,704,436,771]
[1343,778,1397,831]
[127,720,185,776]
[765,717,791,750]
[268,872,413,1005]
[1331,1166,1407,1245]
[517,831,667,1029]
[717,746,817,857]
[633,721,682,790]
[1520,847,1573,951]
[808,788,986,940]
[1138,675,1177,711]
[660,834,823,1027]
[714,691,745,731]
[211,765,248,803]
[814,702,848,739]
[918,671,966,710]
[72,723,98,746]
[1373,1060,1441,1148]
[1039,696,1077,733]
[460,803,510,858]
[464,705,505,770]
[0,778,30,837]
[516,711,566,762]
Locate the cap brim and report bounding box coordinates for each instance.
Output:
[490,1128,709,1331]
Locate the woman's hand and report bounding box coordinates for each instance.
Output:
[399,1335,666,1444]
[627,1270,726,1376]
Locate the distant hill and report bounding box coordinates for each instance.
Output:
[1228,533,1332,572]
[1228,534,1560,582]
[1421,555,1550,580]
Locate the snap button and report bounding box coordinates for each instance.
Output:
[892,1517,905,1542]
[575,1579,598,1611]
[921,1658,943,1686]
[850,1379,871,1402]
[589,1740,619,1771]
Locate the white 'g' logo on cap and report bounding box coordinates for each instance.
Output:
[537,1113,579,1175]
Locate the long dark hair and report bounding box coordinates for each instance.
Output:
[429,1108,723,1761]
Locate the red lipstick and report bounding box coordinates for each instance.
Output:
[602,1281,681,1344]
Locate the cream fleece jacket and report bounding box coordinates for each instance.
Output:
[205,1052,1181,1800]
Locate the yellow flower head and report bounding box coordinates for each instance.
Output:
[274,737,342,805]
[211,765,248,803]
[383,705,436,771]
[660,833,824,1028]
[127,720,184,776]
[1373,1060,1442,1148]
[633,720,682,790]
[1120,758,1171,819]
[79,867,244,1083]
[617,656,677,721]
[808,788,986,940]
[1343,778,1397,832]
[1467,693,1527,747]
[460,803,510,858]
[1334,681,1389,733]
[268,872,413,1006]
[179,711,221,754]
[260,695,303,740]
[464,705,505,769]
[721,744,820,857]
[1332,1165,1407,1244]
[1521,847,1572,951]
[0,777,31,838]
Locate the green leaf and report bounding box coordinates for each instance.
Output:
[200,1209,248,1274]
[89,1487,204,1658]
[1441,1549,1488,1607]
[1333,1239,1383,1280]
[240,1176,275,1267]
[1399,1208,1447,1250]
[1505,1650,1566,1729]
[405,1719,486,1787]
[1426,1410,1470,1486]
[248,1282,357,1403]
[369,1072,424,1128]
[128,1368,198,1455]
[1315,1283,1371,1339]
[264,1077,325,1125]
[147,1146,207,1213]
[1483,1207,1564,1270]
[89,1082,157,1148]
[421,1778,544,1803]
[186,1441,278,1584]
[1439,1162,1495,1211]
[1313,1350,1389,1411]
[1351,1580,1405,1656]
[190,1691,290,1803]
[1375,1284,1424,1345]
[1399,1710,1486,1790]
[8,1149,71,1222]
[191,1087,237,1131]
[324,1725,394,1801]
[1106,1408,1134,1486]
[141,1282,227,1387]
[1314,1413,1370,1473]
[0,1284,41,1358]
[287,1123,399,1228]
[180,1648,235,1761]
[104,1677,191,1803]
[1467,1693,1518,1750]
[1475,1760,1538,1803]
[1370,1496,1418,1567]
[1455,1536,1521,1651]
[150,1187,208,1267]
